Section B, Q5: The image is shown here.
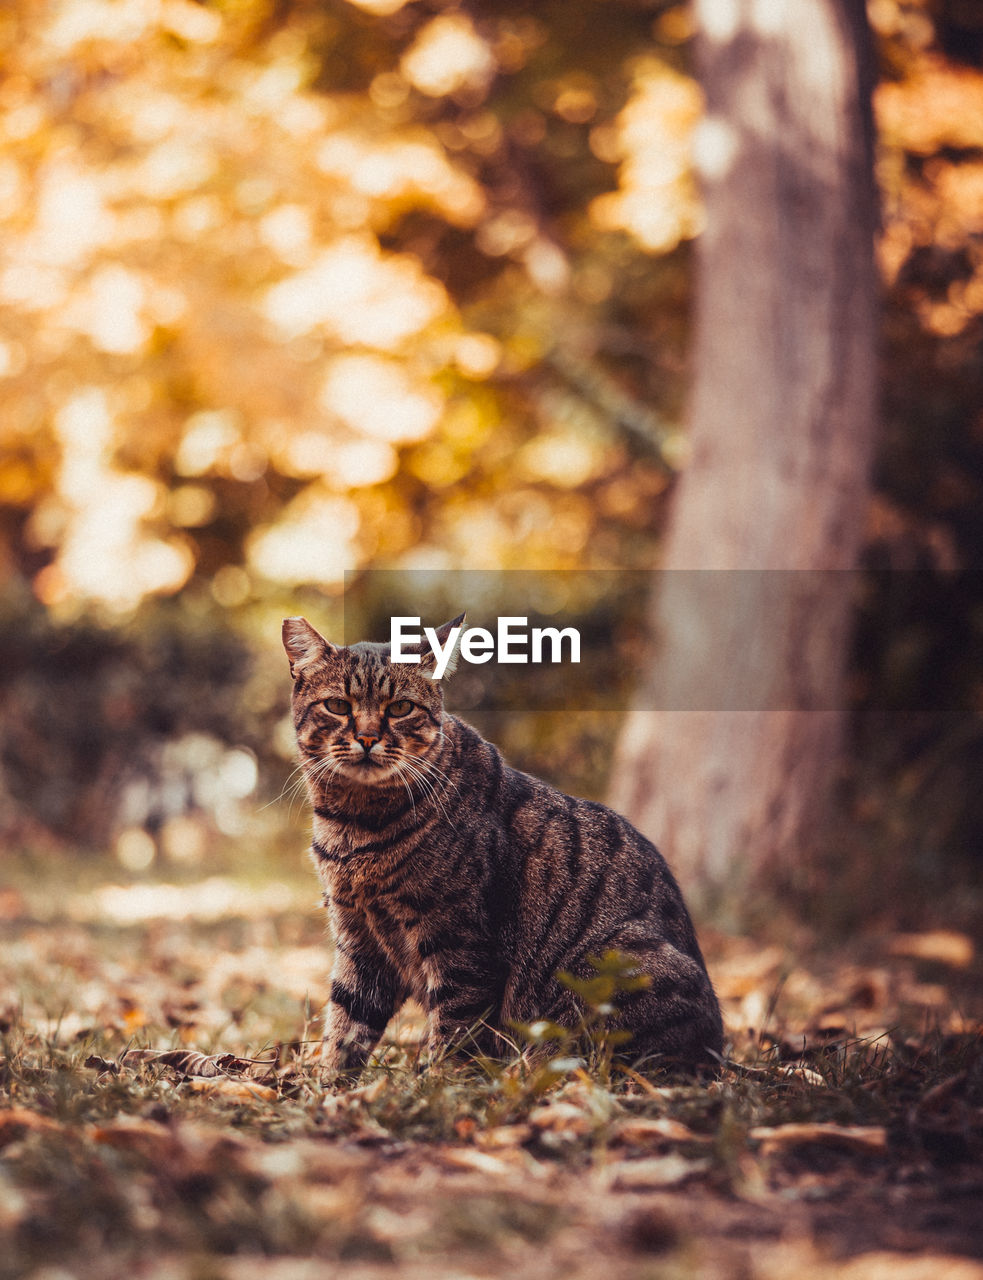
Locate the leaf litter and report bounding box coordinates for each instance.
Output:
[0,859,982,1280]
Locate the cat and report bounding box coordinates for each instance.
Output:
[283,613,723,1078]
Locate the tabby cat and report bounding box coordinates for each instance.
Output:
[283,614,723,1077]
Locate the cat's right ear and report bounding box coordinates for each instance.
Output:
[282,617,338,679]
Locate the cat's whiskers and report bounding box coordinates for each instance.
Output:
[406,753,460,798]
[388,752,435,801]
[305,753,342,785]
[397,754,457,830]
[262,758,317,813]
[302,751,348,801]
[395,757,435,802]
[403,754,460,821]
[391,761,419,823]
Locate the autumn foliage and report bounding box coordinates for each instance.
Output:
[0,0,977,877]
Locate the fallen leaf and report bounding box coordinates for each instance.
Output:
[476,1124,532,1149]
[712,945,786,998]
[829,1252,983,1280]
[120,1048,279,1080]
[438,1146,516,1176]
[122,1006,148,1033]
[612,1116,708,1146]
[750,1123,888,1154]
[901,982,949,1008]
[889,931,974,969]
[605,1154,711,1189]
[188,1078,278,1102]
[89,1117,175,1154]
[529,1101,593,1134]
[0,1108,63,1148]
[84,1054,120,1076]
[783,1065,826,1086]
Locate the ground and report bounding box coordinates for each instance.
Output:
[1,848,981,1280]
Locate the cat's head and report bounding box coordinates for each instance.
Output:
[282,614,464,789]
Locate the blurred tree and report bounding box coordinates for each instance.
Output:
[611,0,879,904]
[1,0,981,903]
[0,0,692,619]
[0,0,696,849]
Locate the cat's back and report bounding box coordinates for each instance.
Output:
[442,716,720,1060]
[447,715,704,959]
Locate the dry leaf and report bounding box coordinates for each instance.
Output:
[783,1065,826,1086]
[605,1154,711,1189]
[612,1116,708,1145]
[438,1146,515,1176]
[712,944,786,998]
[188,1078,278,1103]
[750,1123,887,1154]
[901,982,949,1008]
[120,1048,279,1081]
[825,1252,983,1280]
[89,1117,175,1154]
[122,1007,148,1033]
[889,931,974,969]
[0,1108,63,1148]
[84,1054,120,1076]
[529,1101,593,1134]
[476,1124,533,1149]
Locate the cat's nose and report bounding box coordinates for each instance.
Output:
[355,733,380,752]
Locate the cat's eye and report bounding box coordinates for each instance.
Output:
[323,698,351,717]
[387,699,415,718]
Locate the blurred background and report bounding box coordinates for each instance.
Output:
[0,0,981,930]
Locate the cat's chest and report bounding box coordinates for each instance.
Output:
[324,862,448,987]
[312,809,478,982]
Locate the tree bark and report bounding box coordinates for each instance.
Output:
[610,0,878,905]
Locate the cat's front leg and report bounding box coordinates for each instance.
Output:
[423,969,500,1060]
[319,944,404,1083]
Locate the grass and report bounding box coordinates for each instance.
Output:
[1,848,981,1280]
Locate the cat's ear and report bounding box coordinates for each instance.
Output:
[282,617,338,679]
[420,612,466,680]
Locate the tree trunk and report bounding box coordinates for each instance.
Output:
[610,0,878,906]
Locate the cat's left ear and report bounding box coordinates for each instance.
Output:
[282,617,338,679]
[420,612,466,680]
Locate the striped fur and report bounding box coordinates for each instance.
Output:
[283,615,723,1077]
